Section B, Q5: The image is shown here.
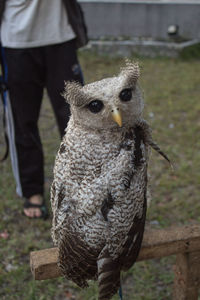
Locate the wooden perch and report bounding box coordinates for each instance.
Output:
[30,224,200,281]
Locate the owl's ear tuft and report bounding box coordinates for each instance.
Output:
[120,59,140,85]
[63,81,86,107]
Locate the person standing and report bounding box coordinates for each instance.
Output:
[0,0,88,218]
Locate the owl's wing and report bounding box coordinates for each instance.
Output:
[103,128,148,252]
[96,128,148,299]
[96,201,147,300]
[96,198,147,300]
[103,161,148,261]
[58,224,99,288]
[50,141,73,245]
[120,195,147,270]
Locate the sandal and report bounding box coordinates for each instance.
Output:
[23,198,48,220]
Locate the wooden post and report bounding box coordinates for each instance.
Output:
[173,251,200,300]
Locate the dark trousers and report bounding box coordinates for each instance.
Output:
[4,39,83,198]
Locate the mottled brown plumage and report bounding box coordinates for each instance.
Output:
[51,61,169,300]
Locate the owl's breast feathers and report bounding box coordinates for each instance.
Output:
[51,123,148,300]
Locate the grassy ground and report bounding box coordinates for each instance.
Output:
[0,52,200,300]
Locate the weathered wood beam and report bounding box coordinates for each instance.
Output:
[173,251,200,300]
[30,225,200,281]
[30,247,61,280]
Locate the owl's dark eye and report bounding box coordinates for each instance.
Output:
[87,100,104,114]
[119,88,132,102]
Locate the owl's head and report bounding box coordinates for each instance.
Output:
[64,61,144,130]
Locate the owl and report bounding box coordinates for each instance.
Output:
[51,61,169,300]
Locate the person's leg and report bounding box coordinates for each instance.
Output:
[45,39,84,137]
[4,47,45,217]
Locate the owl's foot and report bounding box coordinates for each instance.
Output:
[23,195,48,219]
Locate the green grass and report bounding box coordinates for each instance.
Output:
[0,52,200,299]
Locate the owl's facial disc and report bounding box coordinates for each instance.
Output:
[111,108,122,127]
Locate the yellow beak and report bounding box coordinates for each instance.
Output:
[111,108,122,127]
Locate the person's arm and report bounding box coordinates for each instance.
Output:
[0,0,6,26]
[62,0,88,48]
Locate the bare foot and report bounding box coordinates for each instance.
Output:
[24,194,43,218]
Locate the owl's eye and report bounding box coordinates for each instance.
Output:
[119,88,132,102]
[87,100,104,114]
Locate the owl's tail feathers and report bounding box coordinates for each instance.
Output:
[137,119,173,169]
[58,228,98,288]
[97,248,121,300]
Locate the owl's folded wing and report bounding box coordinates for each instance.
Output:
[120,197,147,270]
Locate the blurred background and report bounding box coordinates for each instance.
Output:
[0,0,200,299]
